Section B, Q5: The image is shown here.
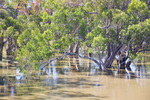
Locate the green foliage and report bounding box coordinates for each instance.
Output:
[17,22,54,72]
[91,34,106,50]
[113,9,128,25]
[130,53,136,60]
[127,18,150,45]
[130,53,142,62]
[137,53,142,61]
[127,0,149,24]
[1,0,150,73]
[85,27,105,48]
[0,9,8,19]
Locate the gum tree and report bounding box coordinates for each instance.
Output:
[19,0,150,71]
[0,5,21,60]
[2,0,149,72]
[47,0,150,70]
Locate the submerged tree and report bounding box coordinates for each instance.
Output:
[18,0,150,71]
[81,0,150,69]
[0,0,150,73]
[42,0,150,70]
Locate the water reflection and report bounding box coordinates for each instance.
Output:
[0,54,150,100]
[0,77,17,97]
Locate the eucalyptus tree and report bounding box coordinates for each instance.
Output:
[0,2,21,60]
[30,0,150,70]
[0,0,43,60]
[2,0,149,73]
[15,0,89,73]
[42,0,86,53]
[81,0,150,69]
[46,0,150,70]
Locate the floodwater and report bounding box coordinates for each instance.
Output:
[0,53,150,100]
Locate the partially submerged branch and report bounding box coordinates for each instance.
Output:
[40,53,103,70]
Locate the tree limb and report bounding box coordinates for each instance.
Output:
[104,45,123,68]
[121,0,126,11]
[106,0,109,9]
[126,0,131,9]
[39,53,102,70]
[0,7,17,19]
[147,0,150,6]
[81,8,98,14]
[98,53,105,69]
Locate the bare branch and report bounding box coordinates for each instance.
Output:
[23,5,29,22]
[98,53,105,69]
[138,49,150,53]
[81,8,98,14]
[121,0,131,11]
[97,25,112,29]
[147,0,150,6]
[94,0,97,12]
[121,0,125,11]
[126,0,131,9]
[39,53,102,70]
[106,0,109,9]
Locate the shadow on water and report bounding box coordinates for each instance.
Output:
[0,53,150,99]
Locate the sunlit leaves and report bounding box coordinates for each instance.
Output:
[17,22,54,72]
[112,9,128,24]
[127,0,149,23]
[52,34,73,51]
[2,0,150,72]
[91,34,106,50]
[44,0,62,9]
[85,27,105,51]
[5,26,15,36]
[127,18,150,36]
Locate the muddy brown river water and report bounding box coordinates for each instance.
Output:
[0,53,150,100]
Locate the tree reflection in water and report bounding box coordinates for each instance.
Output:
[0,53,150,99]
[0,76,17,97]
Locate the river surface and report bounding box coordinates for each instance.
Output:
[0,53,150,100]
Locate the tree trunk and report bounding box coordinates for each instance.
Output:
[104,45,111,64]
[0,36,4,61]
[6,37,12,56]
[75,56,81,71]
[70,43,74,53]
[104,45,122,68]
[104,53,116,68]
[89,53,92,57]
[0,47,3,61]
[121,0,125,10]
[75,42,79,54]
